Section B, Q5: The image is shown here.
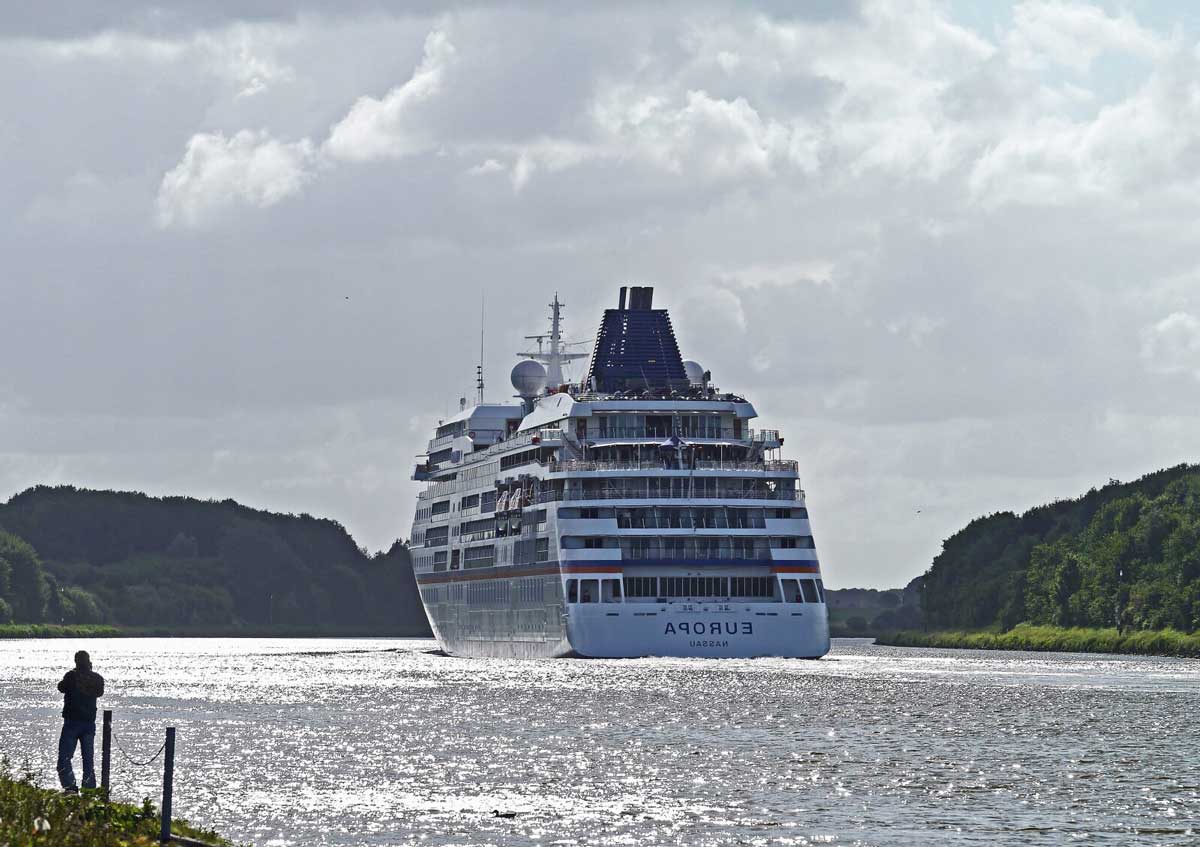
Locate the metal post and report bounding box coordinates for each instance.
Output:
[101,710,112,799]
[160,727,175,844]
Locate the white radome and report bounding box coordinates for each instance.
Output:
[683,360,705,385]
[511,360,548,397]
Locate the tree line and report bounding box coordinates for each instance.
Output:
[919,464,1200,633]
[0,485,430,634]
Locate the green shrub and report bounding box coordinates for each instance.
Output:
[876,624,1200,658]
[0,756,233,845]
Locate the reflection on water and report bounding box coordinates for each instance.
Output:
[1,638,1196,846]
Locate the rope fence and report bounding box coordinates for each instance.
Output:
[110,729,168,767]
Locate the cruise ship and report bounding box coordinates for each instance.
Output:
[410,287,830,658]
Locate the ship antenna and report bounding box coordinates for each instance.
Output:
[476,293,485,405]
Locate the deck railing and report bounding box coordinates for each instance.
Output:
[553,459,797,473]
[535,487,799,504]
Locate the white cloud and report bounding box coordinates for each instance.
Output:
[1142,312,1200,379]
[324,28,455,162]
[15,25,296,99]
[510,152,535,192]
[156,129,316,228]
[1007,0,1165,72]
[968,46,1200,206]
[466,158,504,176]
[196,25,296,99]
[594,87,820,181]
[18,1,1200,585]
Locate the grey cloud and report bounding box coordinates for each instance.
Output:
[3,0,862,39]
[5,1,1200,586]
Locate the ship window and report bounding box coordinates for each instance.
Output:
[464,545,495,568]
[580,579,599,603]
[535,538,550,562]
[481,491,497,513]
[580,508,599,519]
[567,579,578,603]
[624,576,657,598]
[435,420,468,439]
[660,577,728,598]
[461,494,479,510]
[781,578,801,603]
[800,579,819,603]
[730,576,774,598]
[431,500,450,516]
[602,579,622,603]
[815,578,826,603]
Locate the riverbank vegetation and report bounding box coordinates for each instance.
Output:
[918,464,1200,636]
[0,759,231,845]
[0,623,122,639]
[0,486,430,635]
[876,623,1200,658]
[0,623,424,639]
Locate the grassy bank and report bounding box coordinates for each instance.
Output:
[0,761,232,845]
[0,623,429,639]
[876,623,1200,658]
[0,624,123,639]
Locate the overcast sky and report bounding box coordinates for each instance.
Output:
[5,1,1200,588]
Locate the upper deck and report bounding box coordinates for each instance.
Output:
[409,287,815,582]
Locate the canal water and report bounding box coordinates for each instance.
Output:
[1,638,1196,845]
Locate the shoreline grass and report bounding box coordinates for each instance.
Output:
[0,623,430,640]
[0,760,233,846]
[875,623,1200,658]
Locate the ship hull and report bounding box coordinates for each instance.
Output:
[417,571,830,659]
[566,602,829,659]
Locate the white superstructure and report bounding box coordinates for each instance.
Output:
[410,287,830,658]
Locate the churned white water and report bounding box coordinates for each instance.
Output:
[1,638,1197,846]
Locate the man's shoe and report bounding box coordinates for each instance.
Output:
[63,786,79,795]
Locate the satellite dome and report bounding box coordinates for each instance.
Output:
[683,360,705,386]
[511,360,547,397]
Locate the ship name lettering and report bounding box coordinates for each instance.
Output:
[664,621,753,636]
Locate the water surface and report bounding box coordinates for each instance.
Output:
[1,638,1196,846]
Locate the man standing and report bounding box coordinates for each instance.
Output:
[57,650,105,794]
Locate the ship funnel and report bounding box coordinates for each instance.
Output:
[627,286,654,310]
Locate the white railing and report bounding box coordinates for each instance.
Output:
[534,488,799,504]
[553,459,797,473]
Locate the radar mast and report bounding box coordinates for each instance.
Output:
[519,294,588,386]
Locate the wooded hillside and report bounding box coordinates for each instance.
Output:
[0,485,430,634]
[920,464,1200,633]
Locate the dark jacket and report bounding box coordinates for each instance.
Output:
[58,668,105,723]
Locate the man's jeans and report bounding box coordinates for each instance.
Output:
[57,719,96,790]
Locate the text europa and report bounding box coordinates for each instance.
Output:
[664,621,753,636]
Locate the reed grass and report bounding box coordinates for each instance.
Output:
[875,623,1200,658]
[0,624,123,639]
